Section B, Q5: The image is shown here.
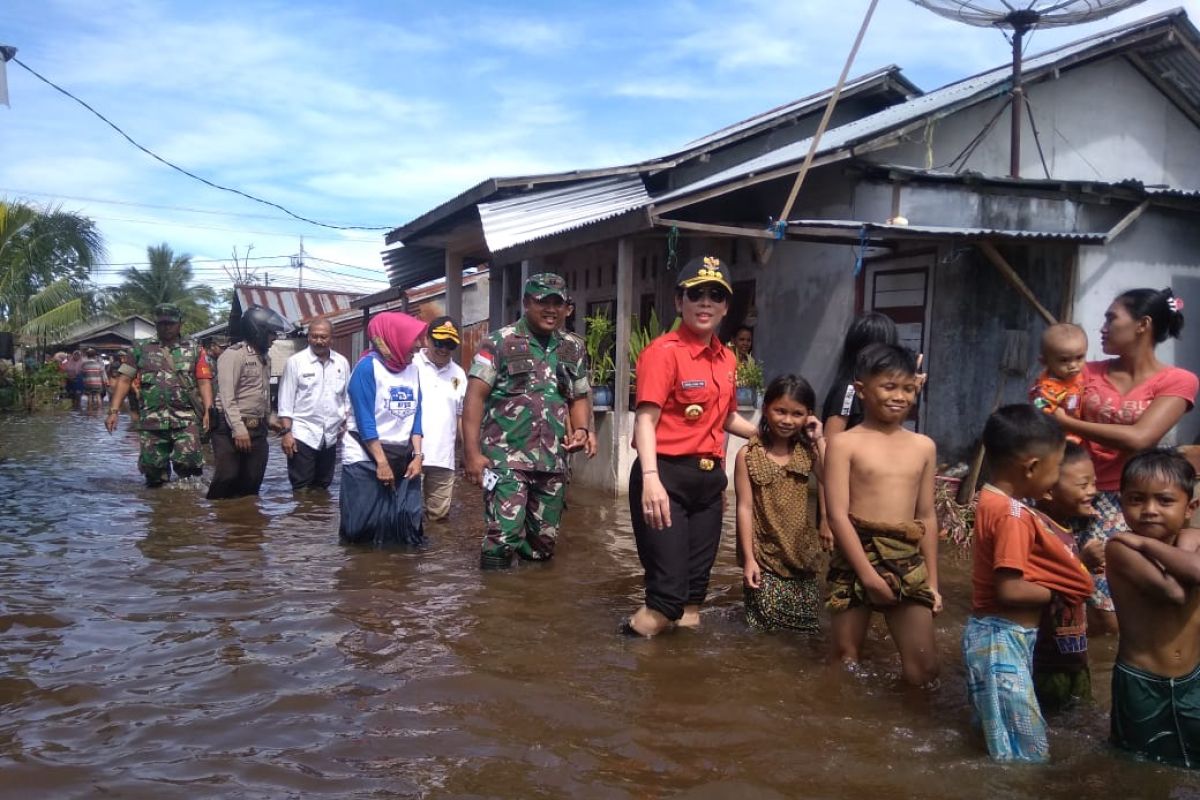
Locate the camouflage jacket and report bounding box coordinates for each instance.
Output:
[468,317,590,473]
[118,338,210,430]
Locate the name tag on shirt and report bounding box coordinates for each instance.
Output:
[682,380,706,390]
[388,386,417,418]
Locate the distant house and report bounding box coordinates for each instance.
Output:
[192,284,362,381]
[54,315,156,354]
[383,9,1200,491]
[325,267,490,365]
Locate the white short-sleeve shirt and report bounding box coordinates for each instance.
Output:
[413,349,467,470]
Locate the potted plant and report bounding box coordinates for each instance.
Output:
[735,354,764,408]
[628,308,666,403]
[584,311,615,409]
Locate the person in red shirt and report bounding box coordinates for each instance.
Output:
[964,404,1093,762]
[625,255,758,637]
[1055,287,1197,634]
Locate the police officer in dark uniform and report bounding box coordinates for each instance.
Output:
[207,306,287,500]
[626,256,758,636]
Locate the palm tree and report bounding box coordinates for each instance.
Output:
[0,200,106,341]
[108,243,218,333]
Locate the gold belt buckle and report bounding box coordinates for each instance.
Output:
[244,417,259,430]
[698,458,715,471]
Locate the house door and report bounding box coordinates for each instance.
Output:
[862,253,933,430]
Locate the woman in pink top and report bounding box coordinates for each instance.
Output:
[1056,287,1197,633]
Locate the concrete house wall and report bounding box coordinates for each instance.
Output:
[877,57,1200,187]
[745,54,1200,458]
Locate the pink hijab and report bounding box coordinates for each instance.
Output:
[366,312,426,372]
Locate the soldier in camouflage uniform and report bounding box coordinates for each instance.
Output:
[463,273,595,569]
[105,303,213,487]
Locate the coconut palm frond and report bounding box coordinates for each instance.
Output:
[21,296,84,339]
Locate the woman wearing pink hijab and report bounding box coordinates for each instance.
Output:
[339,311,428,546]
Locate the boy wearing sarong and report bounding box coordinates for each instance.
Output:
[825,343,941,687]
[964,405,1093,763]
[1107,448,1200,769]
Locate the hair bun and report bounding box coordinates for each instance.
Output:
[1162,288,1185,339]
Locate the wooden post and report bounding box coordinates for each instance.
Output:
[488,262,504,331]
[978,241,1056,326]
[445,250,463,324]
[614,238,635,419]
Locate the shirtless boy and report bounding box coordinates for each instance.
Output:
[1107,448,1200,769]
[824,343,941,687]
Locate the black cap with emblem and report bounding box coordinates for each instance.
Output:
[675,255,732,293]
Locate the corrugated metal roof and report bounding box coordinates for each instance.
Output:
[388,68,919,245]
[679,66,919,152]
[654,9,1193,207]
[381,244,445,289]
[786,219,1108,242]
[234,285,360,325]
[477,176,650,254]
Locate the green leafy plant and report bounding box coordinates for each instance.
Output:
[0,362,68,412]
[629,308,667,390]
[583,311,615,387]
[735,355,764,391]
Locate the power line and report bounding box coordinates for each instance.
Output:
[81,212,384,242]
[11,56,394,232]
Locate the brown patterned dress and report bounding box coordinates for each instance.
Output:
[742,435,822,632]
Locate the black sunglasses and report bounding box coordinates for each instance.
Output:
[433,339,459,351]
[684,285,729,304]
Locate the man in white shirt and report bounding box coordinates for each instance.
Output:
[413,315,467,520]
[277,318,350,491]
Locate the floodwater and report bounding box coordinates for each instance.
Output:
[1,412,1197,800]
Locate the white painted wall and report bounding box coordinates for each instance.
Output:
[878,57,1200,188]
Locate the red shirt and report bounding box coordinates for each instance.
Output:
[971,487,1094,615]
[635,326,736,458]
[1080,360,1198,491]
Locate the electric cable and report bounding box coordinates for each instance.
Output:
[11,56,393,231]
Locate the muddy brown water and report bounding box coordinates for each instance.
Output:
[1,412,1197,799]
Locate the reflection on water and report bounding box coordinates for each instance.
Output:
[1,412,1197,798]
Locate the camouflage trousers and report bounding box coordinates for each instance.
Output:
[482,468,565,563]
[138,424,203,484]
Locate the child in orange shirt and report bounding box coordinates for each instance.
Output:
[963,405,1093,763]
[1029,323,1087,421]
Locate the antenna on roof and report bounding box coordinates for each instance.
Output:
[909,0,1147,177]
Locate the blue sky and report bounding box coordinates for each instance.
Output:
[0,0,1191,294]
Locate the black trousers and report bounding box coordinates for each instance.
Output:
[629,456,727,621]
[288,439,337,490]
[207,431,269,499]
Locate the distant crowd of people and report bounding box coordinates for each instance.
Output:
[92,258,1199,771]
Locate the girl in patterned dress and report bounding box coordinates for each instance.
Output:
[734,375,826,631]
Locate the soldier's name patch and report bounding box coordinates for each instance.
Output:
[681,380,707,389]
[387,386,417,417]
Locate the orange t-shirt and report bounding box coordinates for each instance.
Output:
[1029,370,1083,416]
[971,487,1094,615]
[634,326,737,458]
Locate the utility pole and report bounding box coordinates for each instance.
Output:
[296,236,305,290]
[0,45,17,108]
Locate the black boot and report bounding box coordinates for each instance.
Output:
[479,551,513,570]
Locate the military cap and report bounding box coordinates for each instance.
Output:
[676,255,732,292]
[153,303,183,323]
[523,273,567,300]
[427,315,461,345]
